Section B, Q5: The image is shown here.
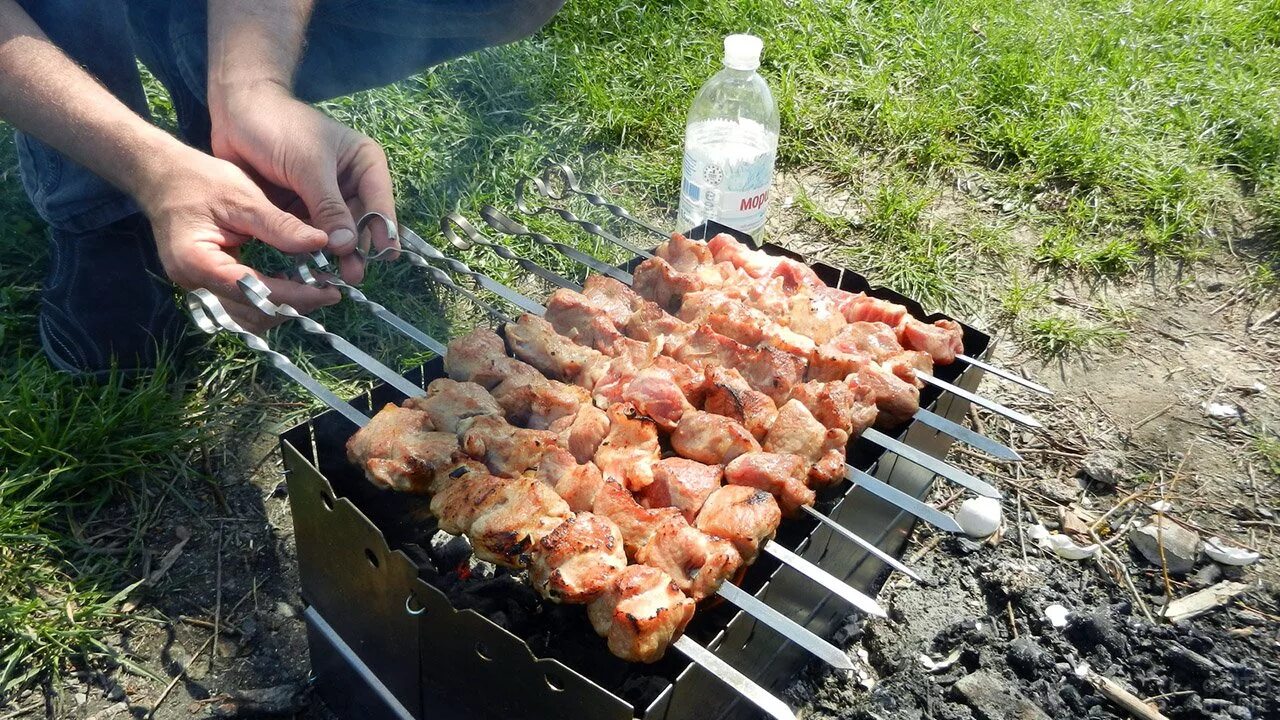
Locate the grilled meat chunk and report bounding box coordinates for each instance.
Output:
[582,274,646,327]
[468,477,571,568]
[346,403,462,494]
[506,313,608,388]
[536,447,606,513]
[405,379,503,434]
[849,364,919,427]
[830,321,902,362]
[671,411,760,465]
[722,451,816,516]
[458,414,558,478]
[635,514,742,602]
[587,565,695,664]
[546,288,628,351]
[789,380,878,437]
[592,480,683,558]
[762,400,848,487]
[492,366,591,430]
[430,471,509,536]
[695,485,781,562]
[701,367,779,441]
[594,403,661,491]
[657,231,714,272]
[705,233,823,290]
[900,318,963,365]
[638,457,723,522]
[530,512,627,604]
[633,256,703,313]
[547,404,610,464]
[443,328,510,388]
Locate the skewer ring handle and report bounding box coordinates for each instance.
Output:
[237,274,286,318]
[405,592,426,616]
[538,163,581,201]
[187,288,241,336]
[357,210,398,258]
[513,175,554,215]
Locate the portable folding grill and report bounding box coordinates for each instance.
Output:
[188,167,1046,720]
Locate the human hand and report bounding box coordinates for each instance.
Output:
[210,83,398,284]
[136,144,341,332]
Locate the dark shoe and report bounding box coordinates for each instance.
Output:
[39,213,186,379]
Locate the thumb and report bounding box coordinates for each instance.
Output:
[240,198,330,254]
[298,174,358,254]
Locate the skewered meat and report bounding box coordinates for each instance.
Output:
[443,328,510,389]
[701,367,779,441]
[762,400,848,487]
[657,231,714,272]
[404,379,503,434]
[582,274,646,327]
[849,364,919,427]
[429,470,510,536]
[506,313,609,388]
[490,365,588,428]
[592,480,683,557]
[900,318,963,365]
[638,457,723,522]
[346,403,462,494]
[458,414,558,478]
[672,326,804,404]
[695,485,781,562]
[789,380,878,438]
[546,288,628,350]
[536,447,606,513]
[830,321,902,362]
[468,477,572,567]
[592,355,694,430]
[530,512,627,604]
[594,403,661,491]
[633,255,703,312]
[706,233,822,289]
[635,514,742,601]
[671,411,760,465]
[547,404,610,464]
[723,452,816,516]
[587,565,695,664]
[679,290,816,357]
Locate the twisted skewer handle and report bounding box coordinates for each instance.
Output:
[515,176,653,259]
[478,205,633,284]
[440,212,580,292]
[539,163,669,239]
[293,262,448,356]
[237,275,425,399]
[185,289,370,427]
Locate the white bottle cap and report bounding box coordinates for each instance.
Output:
[723,34,763,71]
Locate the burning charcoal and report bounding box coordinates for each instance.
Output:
[427,532,473,571]
[1130,517,1200,574]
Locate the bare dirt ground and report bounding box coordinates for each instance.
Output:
[16,168,1280,720]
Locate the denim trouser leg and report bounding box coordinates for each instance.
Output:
[15,0,148,233]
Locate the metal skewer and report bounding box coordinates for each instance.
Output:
[673,635,796,720]
[514,175,654,259]
[477,205,634,285]
[396,223,536,318]
[798,505,921,581]
[916,374,1042,429]
[237,275,426,401]
[294,261,447,357]
[440,212,581,292]
[535,163,1054,398]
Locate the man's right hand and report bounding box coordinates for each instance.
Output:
[136,145,341,332]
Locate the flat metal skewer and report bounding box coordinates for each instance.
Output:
[763,543,885,617]
[514,175,654,259]
[534,163,1052,400]
[398,224,538,317]
[295,260,447,357]
[910,409,1022,462]
[798,505,922,581]
[844,465,962,534]
[672,636,796,720]
[478,205,634,285]
[440,212,581,292]
[237,275,426,400]
[916,374,1042,429]
[186,290,370,428]
[716,583,854,670]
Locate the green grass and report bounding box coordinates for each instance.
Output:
[2,0,1280,700]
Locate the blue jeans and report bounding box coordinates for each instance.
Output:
[15,0,563,234]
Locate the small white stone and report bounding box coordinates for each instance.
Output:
[1044,603,1070,628]
[1148,500,1173,513]
[956,497,1002,538]
[1203,537,1261,567]
[1202,401,1240,420]
[1043,533,1099,560]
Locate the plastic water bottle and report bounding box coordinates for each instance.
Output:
[677,34,780,239]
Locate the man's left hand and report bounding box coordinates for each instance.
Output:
[210,83,398,284]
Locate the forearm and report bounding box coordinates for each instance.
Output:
[0,0,186,209]
[207,0,315,118]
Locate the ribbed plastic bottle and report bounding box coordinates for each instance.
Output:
[676,34,780,239]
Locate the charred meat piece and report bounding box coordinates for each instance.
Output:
[405,379,503,434]
[594,403,661,491]
[587,565,695,664]
[789,380,878,437]
[625,365,696,430]
[346,403,463,494]
[671,411,761,465]
[695,485,781,562]
[468,477,571,568]
[547,404,610,464]
[458,414,558,478]
[638,457,723,522]
[899,318,964,365]
[536,447,606,513]
[701,367,779,441]
[723,451,816,516]
[529,512,627,604]
[506,313,609,388]
[635,514,742,602]
[443,328,509,388]
[592,480,684,558]
[762,399,849,487]
[430,471,510,536]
